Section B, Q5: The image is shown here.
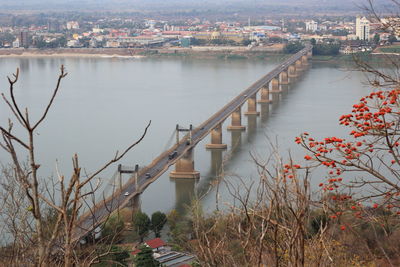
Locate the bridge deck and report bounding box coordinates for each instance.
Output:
[73,45,313,242]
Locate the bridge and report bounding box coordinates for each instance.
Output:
[73,44,313,242]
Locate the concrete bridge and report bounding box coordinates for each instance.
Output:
[73,44,313,242]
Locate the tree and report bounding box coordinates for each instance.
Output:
[241,39,252,46]
[151,211,167,238]
[312,43,341,55]
[101,214,125,243]
[296,89,400,207]
[388,34,397,44]
[283,41,305,54]
[133,211,151,242]
[133,245,160,267]
[96,245,130,266]
[310,38,316,46]
[373,33,380,44]
[0,66,151,266]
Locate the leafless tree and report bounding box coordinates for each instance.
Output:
[0,66,150,266]
[187,147,356,267]
[354,0,400,88]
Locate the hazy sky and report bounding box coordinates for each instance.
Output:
[0,0,391,13]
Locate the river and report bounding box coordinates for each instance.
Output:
[0,55,371,215]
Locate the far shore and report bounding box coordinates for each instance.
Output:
[0,48,147,58]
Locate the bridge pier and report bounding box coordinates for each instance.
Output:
[301,55,308,66]
[174,178,196,213]
[170,148,200,179]
[280,71,289,85]
[244,94,260,116]
[295,60,303,72]
[129,194,141,212]
[206,123,227,149]
[257,85,271,103]
[270,77,281,93]
[288,65,297,78]
[227,106,246,131]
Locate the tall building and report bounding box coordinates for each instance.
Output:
[20,31,30,48]
[306,21,318,32]
[356,16,370,41]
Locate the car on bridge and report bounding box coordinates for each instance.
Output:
[168,150,178,159]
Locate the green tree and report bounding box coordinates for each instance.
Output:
[133,211,151,242]
[373,33,380,44]
[133,245,160,267]
[310,38,316,46]
[241,39,251,46]
[101,214,125,243]
[151,211,167,238]
[312,43,340,55]
[97,245,130,266]
[388,34,397,44]
[283,41,305,54]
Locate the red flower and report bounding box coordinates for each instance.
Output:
[304,155,312,160]
[340,225,346,231]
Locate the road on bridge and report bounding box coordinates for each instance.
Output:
[73,44,313,242]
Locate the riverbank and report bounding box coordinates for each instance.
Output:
[0,46,286,60]
[0,47,392,64]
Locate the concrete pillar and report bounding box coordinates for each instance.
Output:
[288,65,297,78]
[280,71,289,85]
[257,85,271,103]
[295,60,303,71]
[244,94,260,116]
[227,106,246,131]
[206,123,227,149]
[174,179,195,213]
[301,55,308,65]
[270,77,281,93]
[170,148,200,179]
[307,51,313,58]
[129,194,141,212]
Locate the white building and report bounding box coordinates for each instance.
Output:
[306,21,318,32]
[12,38,20,48]
[356,16,370,41]
[66,21,80,30]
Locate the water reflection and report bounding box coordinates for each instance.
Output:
[231,130,242,154]
[174,178,196,214]
[260,103,270,123]
[18,58,30,72]
[246,115,257,142]
[281,84,290,95]
[210,148,223,177]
